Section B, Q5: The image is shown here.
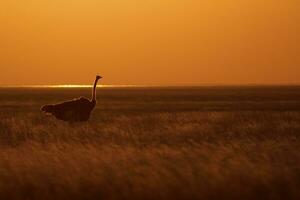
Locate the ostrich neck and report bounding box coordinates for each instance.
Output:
[92,78,99,102]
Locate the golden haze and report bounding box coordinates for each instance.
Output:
[0,0,299,85]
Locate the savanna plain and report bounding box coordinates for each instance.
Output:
[0,86,300,200]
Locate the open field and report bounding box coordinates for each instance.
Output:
[0,86,300,200]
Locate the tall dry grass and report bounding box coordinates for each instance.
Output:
[0,111,300,200]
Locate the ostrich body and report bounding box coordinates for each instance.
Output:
[41,75,102,122]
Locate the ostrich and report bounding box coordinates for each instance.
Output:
[41,75,102,122]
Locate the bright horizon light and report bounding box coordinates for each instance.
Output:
[0,84,152,88]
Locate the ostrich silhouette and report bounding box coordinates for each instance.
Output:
[41,75,102,122]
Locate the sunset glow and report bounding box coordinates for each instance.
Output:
[0,0,299,85]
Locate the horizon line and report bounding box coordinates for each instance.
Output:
[1,83,300,89]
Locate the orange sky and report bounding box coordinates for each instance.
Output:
[0,0,299,85]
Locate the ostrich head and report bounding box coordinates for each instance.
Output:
[92,75,102,103]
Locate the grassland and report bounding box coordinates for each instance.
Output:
[0,86,300,200]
